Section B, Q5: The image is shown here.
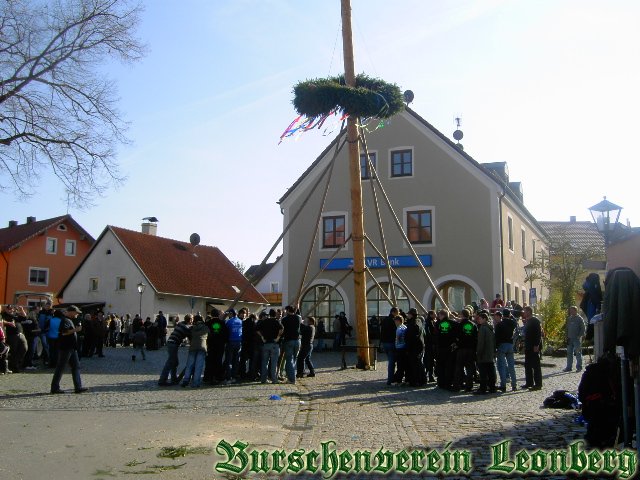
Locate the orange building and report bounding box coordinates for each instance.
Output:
[0,215,94,307]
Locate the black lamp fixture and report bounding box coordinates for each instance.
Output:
[588,196,622,246]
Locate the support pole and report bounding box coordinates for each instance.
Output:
[341,0,370,367]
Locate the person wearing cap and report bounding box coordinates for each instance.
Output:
[493,309,517,392]
[50,306,87,394]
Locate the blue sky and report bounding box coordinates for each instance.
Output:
[4,0,639,267]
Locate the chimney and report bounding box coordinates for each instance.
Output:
[141,222,157,236]
[8,220,18,227]
[26,216,36,223]
[570,216,576,223]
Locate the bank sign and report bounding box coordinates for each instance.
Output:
[320,255,432,270]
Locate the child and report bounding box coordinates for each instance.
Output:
[132,327,146,361]
[475,311,497,394]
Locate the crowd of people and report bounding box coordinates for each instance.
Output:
[2,297,579,397]
[378,300,544,394]
[158,305,317,387]
[0,302,170,374]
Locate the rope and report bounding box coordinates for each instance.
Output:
[358,132,449,313]
[365,268,394,305]
[295,122,346,305]
[227,135,348,311]
[360,131,397,305]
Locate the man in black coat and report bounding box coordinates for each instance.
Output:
[522,306,542,390]
[404,308,426,387]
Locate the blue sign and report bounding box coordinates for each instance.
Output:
[320,255,432,271]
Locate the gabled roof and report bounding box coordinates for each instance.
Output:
[0,215,94,251]
[59,226,266,304]
[245,255,282,285]
[277,107,549,241]
[539,221,605,254]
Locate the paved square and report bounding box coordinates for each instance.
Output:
[0,346,587,479]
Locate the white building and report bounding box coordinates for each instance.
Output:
[58,223,267,320]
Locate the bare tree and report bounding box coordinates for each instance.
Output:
[0,0,145,207]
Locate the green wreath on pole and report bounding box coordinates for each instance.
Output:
[292,74,404,119]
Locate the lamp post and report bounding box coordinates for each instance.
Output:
[524,263,534,308]
[137,281,146,318]
[588,196,622,247]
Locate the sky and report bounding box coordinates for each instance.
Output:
[3,0,639,268]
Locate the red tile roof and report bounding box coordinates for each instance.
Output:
[0,215,94,251]
[110,226,266,304]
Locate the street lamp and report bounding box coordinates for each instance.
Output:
[137,281,146,318]
[524,263,534,307]
[589,196,623,247]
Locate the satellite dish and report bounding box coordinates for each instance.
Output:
[189,233,200,246]
[403,90,414,104]
[453,130,464,141]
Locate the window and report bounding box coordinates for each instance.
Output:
[116,277,126,291]
[406,210,432,244]
[270,282,280,294]
[506,282,512,302]
[523,289,528,305]
[507,216,514,251]
[29,268,48,286]
[367,282,409,317]
[65,239,76,256]
[514,287,520,305]
[432,281,480,312]
[300,284,345,333]
[57,224,67,231]
[323,215,346,248]
[390,149,412,177]
[90,278,99,291]
[532,239,537,261]
[46,237,57,254]
[360,152,376,180]
[521,228,526,259]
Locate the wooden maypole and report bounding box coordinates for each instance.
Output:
[341,0,370,368]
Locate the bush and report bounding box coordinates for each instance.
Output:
[537,293,566,351]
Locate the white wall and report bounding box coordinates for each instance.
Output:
[255,257,283,294]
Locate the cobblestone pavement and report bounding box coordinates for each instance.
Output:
[0,346,594,479]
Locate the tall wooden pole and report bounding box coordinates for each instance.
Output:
[341,0,370,367]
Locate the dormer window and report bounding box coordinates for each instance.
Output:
[57,224,67,231]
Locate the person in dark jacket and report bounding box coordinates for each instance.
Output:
[296,317,316,378]
[435,309,458,389]
[158,314,192,386]
[204,309,227,383]
[239,310,256,380]
[494,310,517,391]
[452,309,477,392]
[475,311,497,394]
[50,306,88,394]
[404,308,426,387]
[380,307,399,386]
[423,310,437,383]
[522,306,542,390]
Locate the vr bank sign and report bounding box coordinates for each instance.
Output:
[320,255,432,271]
